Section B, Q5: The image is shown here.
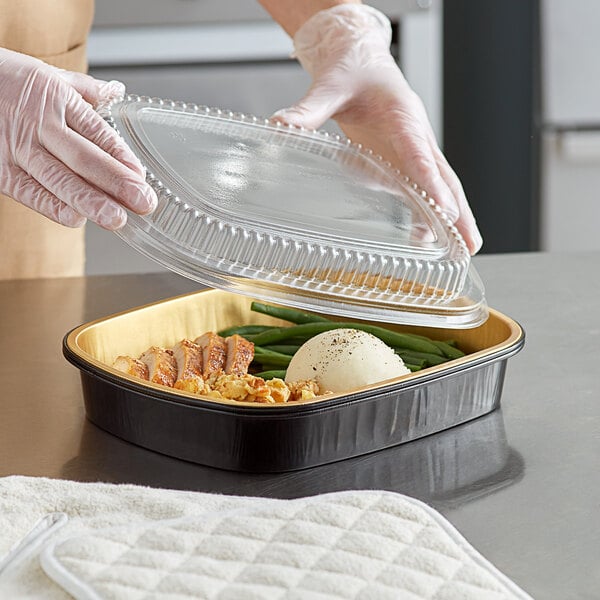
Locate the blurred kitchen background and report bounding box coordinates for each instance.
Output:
[86,0,597,274]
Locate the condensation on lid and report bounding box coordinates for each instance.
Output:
[98,95,487,327]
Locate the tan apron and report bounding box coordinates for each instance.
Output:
[0,0,94,280]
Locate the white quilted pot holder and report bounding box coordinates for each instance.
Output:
[40,490,532,600]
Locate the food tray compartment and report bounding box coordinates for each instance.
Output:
[64,289,524,472]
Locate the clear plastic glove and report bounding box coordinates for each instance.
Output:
[272,5,482,254]
[0,48,156,229]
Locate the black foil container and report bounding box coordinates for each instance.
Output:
[64,289,524,472]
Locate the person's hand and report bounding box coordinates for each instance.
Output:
[272,5,482,254]
[0,48,156,229]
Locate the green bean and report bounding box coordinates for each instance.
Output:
[252,357,291,368]
[388,331,464,359]
[261,345,301,356]
[251,304,459,355]
[404,363,423,372]
[246,322,444,356]
[253,362,286,373]
[254,370,287,380]
[285,336,314,346]
[395,350,448,367]
[250,302,329,324]
[402,332,436,342]
[217,324,277,337]
[396,354,427,368]
[430,340,465,360]
[239,304,466,364]
[253,347,293,367]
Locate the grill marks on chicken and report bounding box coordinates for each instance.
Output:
[172,339,203,381]
[225,334,255,376]
[114,332,255,386]
[195,332,227,377]
[139,347,178,388]
[112,356,149,381]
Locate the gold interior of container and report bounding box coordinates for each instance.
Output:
[66,289,523,408]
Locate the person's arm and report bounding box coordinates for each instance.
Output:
[259,2,482,254]
[258,0,360,36]
[0,48,156,229]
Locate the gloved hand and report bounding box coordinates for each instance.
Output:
[0,48,156,229]
[272,4,482,254]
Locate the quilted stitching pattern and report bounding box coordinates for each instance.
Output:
[46,491,530,600]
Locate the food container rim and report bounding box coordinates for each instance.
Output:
[64,289,524,415]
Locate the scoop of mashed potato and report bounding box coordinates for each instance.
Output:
[285,328,410,393]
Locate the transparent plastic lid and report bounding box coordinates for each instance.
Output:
[99,96,487,327]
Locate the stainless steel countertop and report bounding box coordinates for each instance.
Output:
[1,251,599,599]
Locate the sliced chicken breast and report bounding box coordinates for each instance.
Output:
[113,356,149,380]
[139,346,177,387]
[194,332,227,377]
[172,338,203,381]
[225,334,254,376]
